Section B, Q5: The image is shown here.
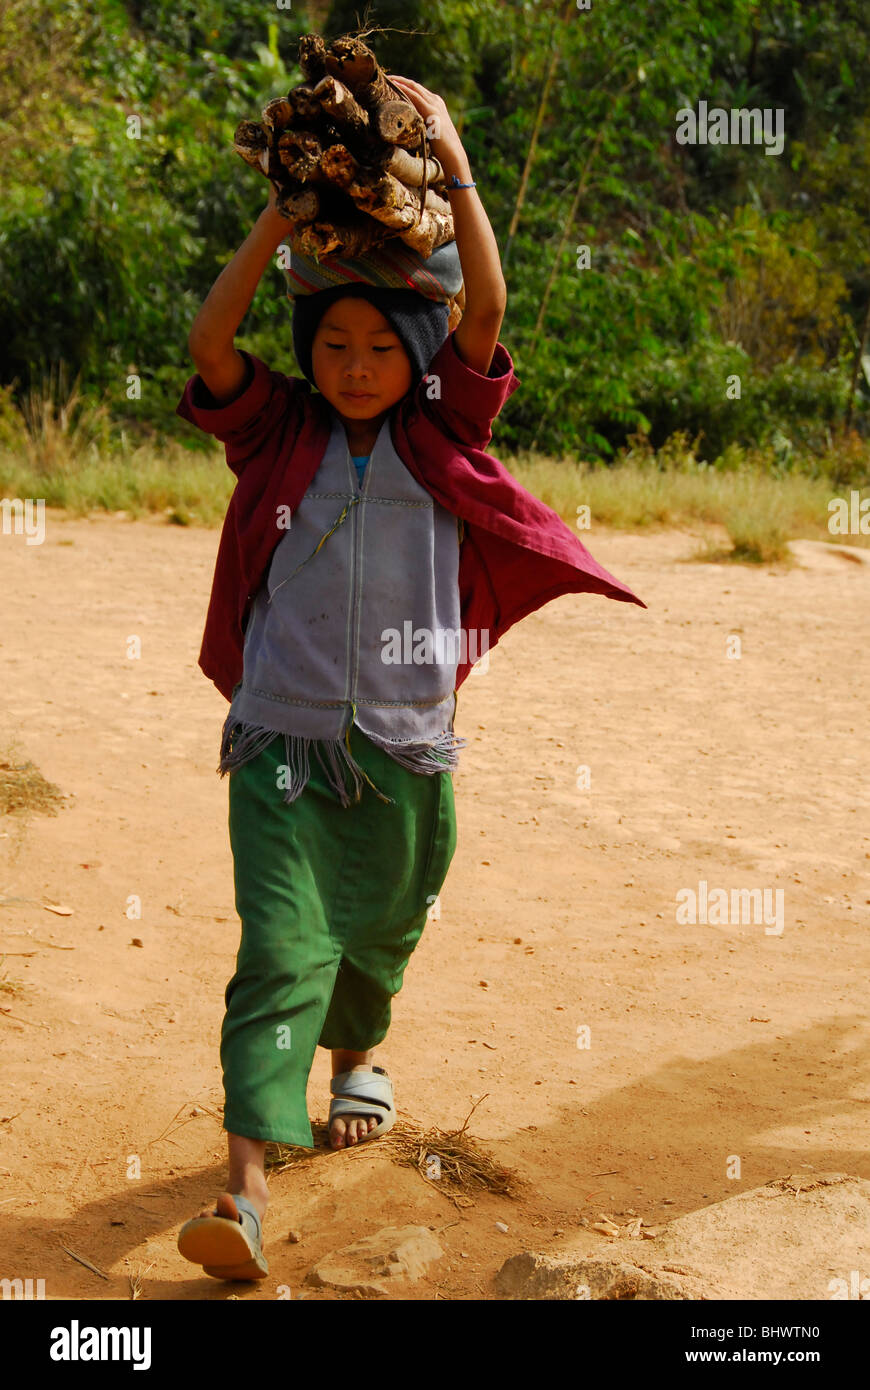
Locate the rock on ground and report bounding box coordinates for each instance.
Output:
[495,1174,870,1300]
[305,1224,445,1296]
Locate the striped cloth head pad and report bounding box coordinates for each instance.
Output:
[285,237,465,327]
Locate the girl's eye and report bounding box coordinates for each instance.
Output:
[373,345,394,353]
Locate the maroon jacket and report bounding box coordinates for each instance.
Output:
[175,332,646,701]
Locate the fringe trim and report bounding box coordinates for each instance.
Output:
[361,726,467,774]
[218,716,281,775]
[218,714,402,808]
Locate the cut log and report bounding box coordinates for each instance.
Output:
[352,178,453,257]
[324,35,378,87]
[397,204,454,257]
[323,36,392,108]
[374,100,425,149]
[277,185,321,223]
[296,213,388,260]
[288,84,323,124]
[320,143,361,189]
[298,34,328,82]
[312,75,370,138]
[349,170,450,221]
[234,119,269,172]
[236,32,455,257]
[262,97,294,132]
[384,145,446,188]
[320,149,448,224]
[277,129,327,182]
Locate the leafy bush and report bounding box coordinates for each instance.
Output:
[0,0,868,464]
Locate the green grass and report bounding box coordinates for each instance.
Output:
[0,378,867,561]
[507,450,845,563]
[0,437,233,526]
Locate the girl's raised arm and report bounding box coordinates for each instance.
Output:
[187,183,289,406]
[390,75,507,377]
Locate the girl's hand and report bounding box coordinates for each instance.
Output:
[262,179,288,237]
[388,75,464,161]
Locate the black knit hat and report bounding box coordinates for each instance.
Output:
[292,282,449,390]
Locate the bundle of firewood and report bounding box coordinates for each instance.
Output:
[233,33,455,261]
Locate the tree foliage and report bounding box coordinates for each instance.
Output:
[0,0,867,458]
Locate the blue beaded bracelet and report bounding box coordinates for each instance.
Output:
[447,175,477,189]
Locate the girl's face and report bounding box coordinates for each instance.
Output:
[311,296,413,419]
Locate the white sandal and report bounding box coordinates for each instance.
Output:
[328,1065,397,1143]
[177,1193,269,1280]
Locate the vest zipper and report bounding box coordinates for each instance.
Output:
[346,442,364,732]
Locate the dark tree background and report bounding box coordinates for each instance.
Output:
[0,0,867,461]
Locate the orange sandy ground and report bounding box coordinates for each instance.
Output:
[0,513,867,1300]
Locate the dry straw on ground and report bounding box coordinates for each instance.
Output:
[266,1098,521,1205]
[0,751,65,818]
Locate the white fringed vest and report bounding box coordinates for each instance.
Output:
[218,407,467,805]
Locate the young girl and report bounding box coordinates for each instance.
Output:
[175,75,644,1281]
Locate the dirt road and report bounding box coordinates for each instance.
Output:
[1,513,867,1299]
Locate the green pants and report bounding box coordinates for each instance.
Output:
[221,723,457,1147]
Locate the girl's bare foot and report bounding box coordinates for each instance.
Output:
[194,1137,269,1223]
[193,1188,267,1224]
[180,1169,269,1280]
[329,1109,381,1148]
[329,1053,382,1149]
